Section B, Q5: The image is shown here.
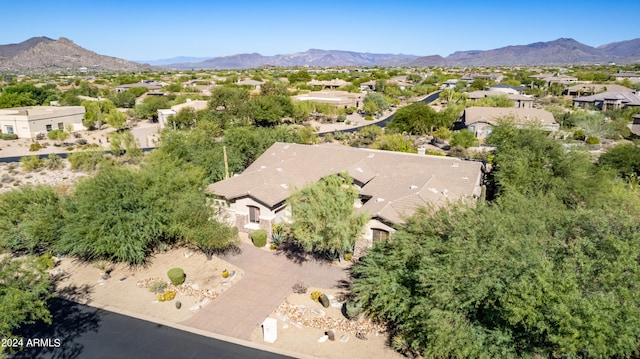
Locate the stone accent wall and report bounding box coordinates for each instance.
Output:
[235,214,248,232]
[259,218,273,237]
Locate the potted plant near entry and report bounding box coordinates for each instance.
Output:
[222,269,230,278]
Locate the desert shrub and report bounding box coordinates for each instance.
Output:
[270,243,277,250]
[292,281,308,294]
[157,290,176,302]
[29,142,43,151]
[43,153,64,170]
[250,229,267,247]
[222,269,230,278]
[337,114,347,122]
[76,138,88,145]
[344,300,364,320]
[175,301,182,309]
[20,155,44,171]
[149,280,167,294]
[319,293,330,308]
[573,129,586,141]
[344,253,353,261]
[310,291,322,302]
[1,133,18,140]
[47,129,67,141]
[167,268,185,285]
[586,136,600,145]
[67,150,104,171]
[35,253,55,270]
[364,116,374,121]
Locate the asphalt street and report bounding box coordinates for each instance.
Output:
[9,298,294,359]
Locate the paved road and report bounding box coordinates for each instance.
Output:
[181,241,349,340]
[10,298,294,359]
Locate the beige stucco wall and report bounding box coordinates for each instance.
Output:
[0,106,85,139]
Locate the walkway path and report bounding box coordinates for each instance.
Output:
[180,241,349,340]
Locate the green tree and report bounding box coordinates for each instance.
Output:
[0,186,63,254]
[450,130,477,149]
[288,174,368,260]
[371,134,416,153]
[82,99,116,129]
[0,256,54,354]
[363,93,389,116]
[109,130,141,159]
[388,102,451,135]
[104,109,128,129]
[598,142,640,179]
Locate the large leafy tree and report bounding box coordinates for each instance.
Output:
[350,124,640,357]
[288,174,368,260]
[389,102,455,135]
[0,186,63,254]
[0,256,54,354]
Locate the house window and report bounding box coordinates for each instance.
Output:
[248,206,260,224]
[46,124,52,132]
[372,228,389,242]
[58,122,64,130]
[5,126,14,134]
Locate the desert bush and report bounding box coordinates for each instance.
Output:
[20,155,44,171]
[175,301,182,309]
[149,280,167,294]
[222,269,230,278]
[292,281,308,294]
[67,150,104,171]
[44,153,64,170]
[344,253,353,261]
[167,268,185,285]
[35,253,55,270]
[310,291,322,302]
[586,136,600,145]
[29,142,43,151]
[250,229,267,247]
[1,133,18,140]
[157,290,176,302]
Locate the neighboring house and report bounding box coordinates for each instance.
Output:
[573,91,640,110]
[291,90,364,109]
[629,114,640,137]
[306,79,349,90]
[612,72,640,83]
[359,80,376,91]
[487,84,526,94]
[206,142,484,256]
[441,79,459,89]
[115,80,164,93]
[157,99,209,129]
[466,90,534,108]
[530,74,579,86]
[237,79,265,90]
[462,106,558,139]
[0,106,85,139]
[566,84,633,96]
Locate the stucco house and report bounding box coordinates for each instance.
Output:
[157,99,209,129]
[206,142,484,255]
[0,106,85,139]
[573,91,640,111]
[466,90,534,108]
[461,106,558,139]
[292,90,363,109]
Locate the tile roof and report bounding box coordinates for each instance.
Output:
[206,143,484,224]
[573,91,640,106]
[464,106,558,128]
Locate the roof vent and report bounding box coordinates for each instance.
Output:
[376,198,385,202]
[283,145,290,149]
[368,153,375,158]
[260,165,266,169]
[276,167,283,172]
[410,185,418,190]
[442,189,449,197]
[452,162,459,167]
[355,167,364,173]
[280,183,289,189]
[428,188,438,193]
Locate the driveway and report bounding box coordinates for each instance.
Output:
[180,241,350,340]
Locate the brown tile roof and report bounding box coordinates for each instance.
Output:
[464,106,558,128]
[466,90,533,102]
[206,143,484,224]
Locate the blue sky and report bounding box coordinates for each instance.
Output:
[3,0,639,61]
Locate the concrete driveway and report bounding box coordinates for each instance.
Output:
[180,240,350,340]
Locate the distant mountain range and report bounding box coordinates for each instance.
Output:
[1,37,639,72]
[0,37,148,72]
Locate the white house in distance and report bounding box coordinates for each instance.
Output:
[206,142,484,256]
[0,106,85,139]
[157,99,209,129]
[461,106,559,139]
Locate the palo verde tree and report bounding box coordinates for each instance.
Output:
[287,173,368,261]
[0,256,54,356]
